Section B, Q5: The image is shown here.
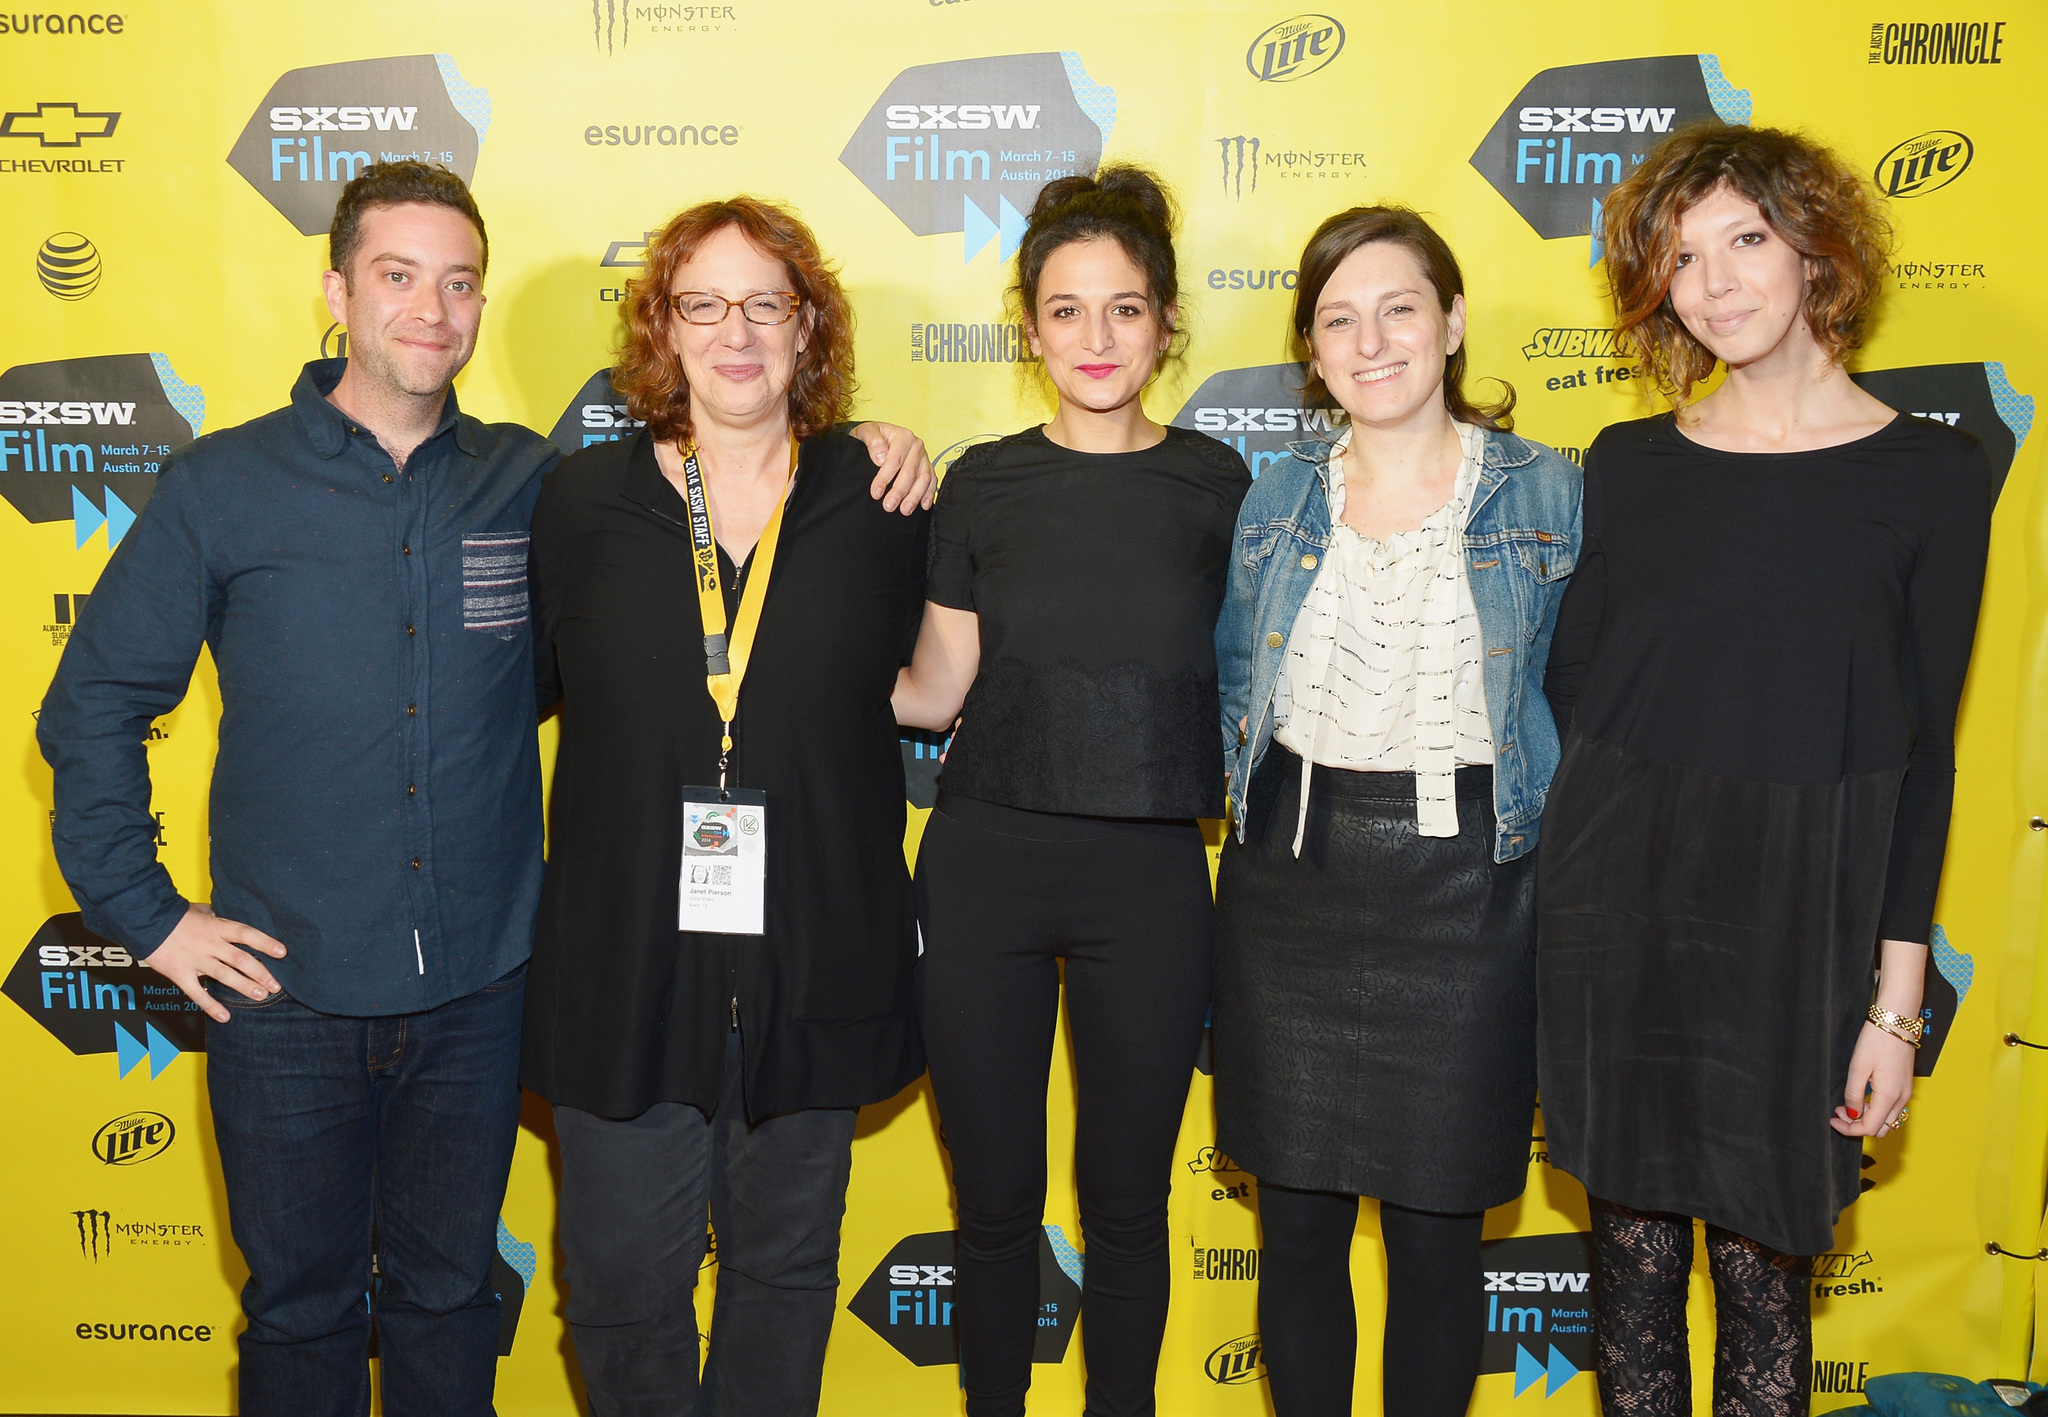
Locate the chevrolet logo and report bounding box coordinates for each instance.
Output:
[1,102,120,148]
[600,232,656,268]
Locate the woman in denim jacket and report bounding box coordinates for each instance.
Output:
[1211,206,1581,1417]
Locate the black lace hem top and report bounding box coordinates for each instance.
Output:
[926,424,1252,819]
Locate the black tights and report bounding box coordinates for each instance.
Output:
[1589,1197,1812,1417]
[1257,1184,1485,1417]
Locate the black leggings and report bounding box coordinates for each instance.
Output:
[1257,1184,1485,1417]
[916,794,1214,1417]
[1589,1197,1811,1417]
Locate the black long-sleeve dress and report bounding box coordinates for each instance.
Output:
[520,428,930,1121]
[1538,411,1992,1255]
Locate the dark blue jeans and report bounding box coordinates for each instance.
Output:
[205,968,526,1417]
[553,1029,858,1417]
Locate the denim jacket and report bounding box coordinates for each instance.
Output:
[1217,425,1583,862]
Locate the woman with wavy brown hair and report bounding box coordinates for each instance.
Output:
[1539,124,1993,1415]
[519,196,935,1417]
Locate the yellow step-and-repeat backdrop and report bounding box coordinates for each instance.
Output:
[1,3,2043,1412]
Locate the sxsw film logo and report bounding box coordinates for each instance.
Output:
[1245,14,1343,83]
[1850,361,2032,503]
[1480,1232,1593,1398]
[227,55,491,235]
[93,1110,175,1166]
[841,53,1115,262]
[548,368,646,460]
[1206,1333,1266,1385]
[1172,363,1347,477]
[2,914,206,1078]
[0,354,203,548]
[850,1229,1081,1366]
[1874,129,1973,198]
[1471,56,1750,254]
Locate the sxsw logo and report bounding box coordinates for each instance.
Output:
[841,53,1114,261]
[1172,362,1346,477]
[227,55,491,235]
[1,914,205,1077]
[0,354,203,548]
[849,1229,1081,1367]
[1480,1233,1592,1398]
[1470,56,1750,252]
[547,369,647,460]
[1850,361,2032,503]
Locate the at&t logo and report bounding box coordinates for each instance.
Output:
[93,1110,174,1165]
[1245,15,1343,82]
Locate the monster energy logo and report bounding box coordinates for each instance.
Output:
[75,1208,110,1260]
[1219,135,1259,198]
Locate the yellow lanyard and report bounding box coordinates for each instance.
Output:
[679,434,797,794]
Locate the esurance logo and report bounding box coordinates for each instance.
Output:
[93,1110,174,1166]
[1850,361,2032,500]
[0,354,202,548]
[1875,130,1973,197]
[1,914,205,1077]
[228,55,491,235]
[1471,56,1750,250]
[1245,15,1343,82]
[1480,1233,1592,1398]
[850,1229,1081,1367]
[841,53,1114,262]
[1173,363,1346,477]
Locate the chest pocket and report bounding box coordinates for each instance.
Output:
[1512,531,1575,583]
[462,533,530,641]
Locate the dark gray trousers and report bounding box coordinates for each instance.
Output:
[553,1031,858,1417]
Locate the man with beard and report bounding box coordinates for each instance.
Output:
[37,162,931,1417]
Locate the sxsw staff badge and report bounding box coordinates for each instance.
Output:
[680,790,767,935]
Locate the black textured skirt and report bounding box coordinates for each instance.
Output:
[1537,732,1901,1256]
[1212,746,1537,1211]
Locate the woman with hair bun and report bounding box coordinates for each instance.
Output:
[1540,123,1993,1415]
[894,165,1250,1417]
[1212,205,1581,1416]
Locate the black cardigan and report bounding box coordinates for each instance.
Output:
[520,428,929,1118]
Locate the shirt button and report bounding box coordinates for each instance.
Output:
[410,859,422,870]
[382,473,394,484]
[406,784,416,796]
[406,625,416,636]
[402,545,411,556]
[1266,632,1285,648]
[1301,553,1318,570]
[407,705,417,716]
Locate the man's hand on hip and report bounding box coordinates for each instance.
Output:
[144,904,287,1023]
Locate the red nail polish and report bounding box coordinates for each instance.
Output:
[1846,1108,1861,1119]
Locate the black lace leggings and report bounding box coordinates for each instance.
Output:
[1589,1197,1812,1417]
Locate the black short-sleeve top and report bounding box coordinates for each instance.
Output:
[927,424,1252,819]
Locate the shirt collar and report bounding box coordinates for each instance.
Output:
[290,357,475,460]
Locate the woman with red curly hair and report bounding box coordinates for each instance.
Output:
[519,196,935,1417]
[1539,124,1993,1414]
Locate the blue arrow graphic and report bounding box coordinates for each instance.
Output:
[106,488,137,547]
[964,195,998,262]
[1514,1343,1546,1397]
[143,1021,180,1078]
[114,1021,148,1078]
[73,484,106,548]
[1546,1343,1581,1395]
[997,196,1028,262]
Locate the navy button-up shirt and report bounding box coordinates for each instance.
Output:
[38,359,558,1015]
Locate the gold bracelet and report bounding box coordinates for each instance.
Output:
[1868,1005,1924,1049]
